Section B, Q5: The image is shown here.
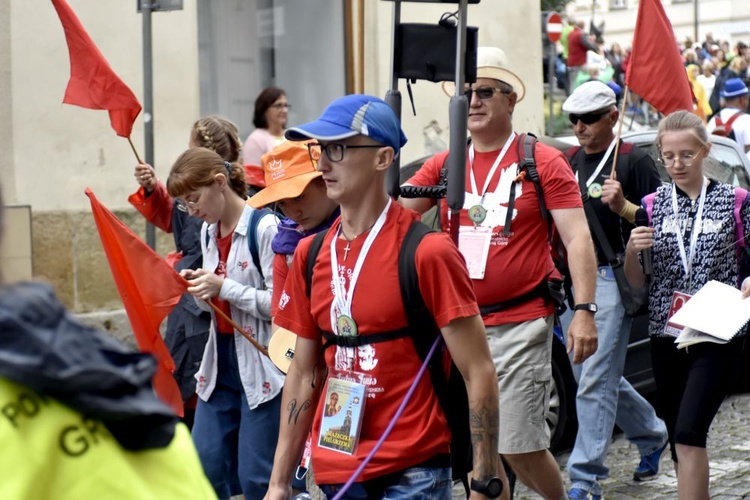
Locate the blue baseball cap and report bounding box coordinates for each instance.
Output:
[285,94,408,156]
[721,78,749,98]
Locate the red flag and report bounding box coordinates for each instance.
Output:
[626,0,693,116]
[86,188,185,416]
[52,0,142,137]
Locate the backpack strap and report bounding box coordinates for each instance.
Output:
[248,208,274,279]
[503,133,543,237]
[642,192,657,225]
[734,187,748,249]
[725,110,745,131]
[305,230,328,298]
[203,207,274,279]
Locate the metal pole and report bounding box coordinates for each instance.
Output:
[384,0,402,199]
[446,0,469,245]
[142,0,156,249]
[547,40,555,136]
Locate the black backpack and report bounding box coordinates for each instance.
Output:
[305,220,473,496]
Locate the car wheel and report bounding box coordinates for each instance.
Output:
[549,336,578,454]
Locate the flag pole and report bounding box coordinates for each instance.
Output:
[203,299,270,357]
[127,136,144,164]
[610,86,631,181]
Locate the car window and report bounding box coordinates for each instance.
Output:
[632,140,750,190]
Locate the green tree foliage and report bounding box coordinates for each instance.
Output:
[541,0,572,13]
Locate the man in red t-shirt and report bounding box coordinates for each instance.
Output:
[402,47,598,499]
[265,95,502,499]
[566,21,599,92]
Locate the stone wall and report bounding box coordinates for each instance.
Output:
[31,207,175,313]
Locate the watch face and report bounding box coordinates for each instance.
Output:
[487,478,503,496]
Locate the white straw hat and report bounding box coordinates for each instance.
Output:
[442,47,526,102]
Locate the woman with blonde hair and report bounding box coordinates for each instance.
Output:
[167,147,283,499]
[625,110,750,499]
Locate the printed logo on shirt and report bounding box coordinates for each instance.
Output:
[661,216,725,235]
[237,260,248,270]
[216,260,227,276]
[278,291,290,311]
[461,163,521,244]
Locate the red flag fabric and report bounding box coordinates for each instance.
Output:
[86,188,185,416]
[52,0,142,137]
[625,0,693,116]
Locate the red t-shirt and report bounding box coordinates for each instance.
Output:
[271,253,291,317]
[408,137,582,325]
[567,28,588,67]
[274,203,479,484]
[211,226,235,334]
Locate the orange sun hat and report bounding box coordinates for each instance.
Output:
[247,139,320,208]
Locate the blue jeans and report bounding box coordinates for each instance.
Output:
[319,467,452,499]
[191,334,281,499]
[560,266,667,495]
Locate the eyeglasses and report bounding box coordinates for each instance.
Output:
[658,148,704,168]
[307,142,383,163]
[175,188,208,213]
[463,86,513,100]
[568,110,610,126]
[270,103,291,110]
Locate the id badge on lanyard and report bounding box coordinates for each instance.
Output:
[458,226,492,279]
[318,370,368,455]
[664,290,693,337]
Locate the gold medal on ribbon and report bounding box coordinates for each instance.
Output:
[468,205,487,224]
[336,314,358,337]
[588,182,603,199]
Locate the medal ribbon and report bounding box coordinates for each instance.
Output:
[329,198,392,334]
[574,138,617,187]
[468,132,516,202]
[671,177,707,291]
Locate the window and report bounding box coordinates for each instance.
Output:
[197,0,347,142]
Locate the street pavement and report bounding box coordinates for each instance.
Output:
[463,392,750,499]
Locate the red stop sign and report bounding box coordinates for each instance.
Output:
[546,12,563,43]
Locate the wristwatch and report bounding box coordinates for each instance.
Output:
[574,302,598,313]
[470,477,503,498]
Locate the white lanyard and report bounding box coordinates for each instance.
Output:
[468,132,516,201]
[329,198,391,332]
[574,139,617,187]
[671,178,707,289]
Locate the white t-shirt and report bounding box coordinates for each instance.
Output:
[706,107,750,152]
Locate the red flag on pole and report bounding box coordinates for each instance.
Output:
[625,0,693,116]
[52,0,142,137]
[85,188,185,416]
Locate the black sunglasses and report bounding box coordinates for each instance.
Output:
[568,109,611,125]
[464,86,513,100]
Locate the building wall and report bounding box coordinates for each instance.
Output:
[2,0,199,310]
[362,1,545,166]
[568,0,750,48]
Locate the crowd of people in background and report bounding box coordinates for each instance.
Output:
[559,16,750,131]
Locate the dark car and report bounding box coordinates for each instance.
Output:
[400,131,750,453]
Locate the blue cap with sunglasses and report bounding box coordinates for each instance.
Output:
[285,94,408,156]
[562,80,616,116]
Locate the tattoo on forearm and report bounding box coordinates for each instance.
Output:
[287,399,312,425]
[470,402,499,477]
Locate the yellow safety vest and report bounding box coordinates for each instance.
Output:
[0,378,216,499]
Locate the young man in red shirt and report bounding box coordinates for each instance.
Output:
[266,94,502,499]
[403,47,598,499]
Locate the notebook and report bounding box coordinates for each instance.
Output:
[670,280,750,348]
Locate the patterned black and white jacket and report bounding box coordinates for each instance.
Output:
[643,180,750,338]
